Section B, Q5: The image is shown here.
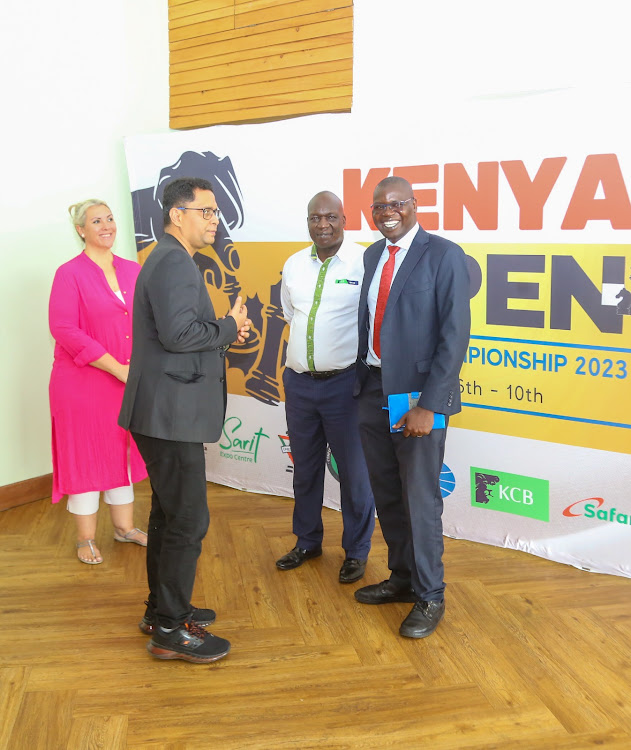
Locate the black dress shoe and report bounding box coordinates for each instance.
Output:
[138,600,216,635]
[354,579,417,604]
[339,558,367,584]
[399,600,445,638]
[276,546,322,570]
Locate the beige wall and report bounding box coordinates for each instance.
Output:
[0,1,169,486]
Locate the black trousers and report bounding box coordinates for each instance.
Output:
[357,370,448,602]
[132,433,209,628]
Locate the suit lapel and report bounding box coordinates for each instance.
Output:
[360,238,385,315]
[363,239,385,290]
[358,239,385,353]
[386,228,430,311]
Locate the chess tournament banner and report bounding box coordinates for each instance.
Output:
[125,85,631,577]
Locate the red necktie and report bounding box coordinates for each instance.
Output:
[373,245,399,358]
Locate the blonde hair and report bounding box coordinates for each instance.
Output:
[68,199,111,235]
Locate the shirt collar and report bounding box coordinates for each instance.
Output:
[385,223,420,252]
[81,251,119,269]
[310,235,355,265]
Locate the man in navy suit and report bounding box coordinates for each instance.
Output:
[353,176,470,639]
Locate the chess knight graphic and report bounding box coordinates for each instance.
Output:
[130,150,287,405]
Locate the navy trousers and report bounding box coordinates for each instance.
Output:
[283,367,375,559]
[357,369,448,602]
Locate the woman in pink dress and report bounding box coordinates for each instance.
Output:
[49,199,148,564]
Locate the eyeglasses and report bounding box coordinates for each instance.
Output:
[371,199,414,213]
[177,206,221,220]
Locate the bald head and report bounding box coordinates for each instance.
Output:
[307,191,344,215]
[373,176,414,199]
[307,191,346,259]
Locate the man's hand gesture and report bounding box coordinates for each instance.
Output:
[228,296,251,343]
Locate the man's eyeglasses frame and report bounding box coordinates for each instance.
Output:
[370,199,414,213]
[177,206,222,220]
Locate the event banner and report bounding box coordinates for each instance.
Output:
[124,89,631,577]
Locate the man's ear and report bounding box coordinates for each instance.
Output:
[169,207,182,227]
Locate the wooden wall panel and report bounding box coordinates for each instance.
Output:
[0,473,52,511]
[169,0,353,128]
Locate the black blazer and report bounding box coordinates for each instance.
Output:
[119,233,237,443]
[355,227,471,416]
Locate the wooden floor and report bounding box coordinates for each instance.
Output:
[1,480,630,750]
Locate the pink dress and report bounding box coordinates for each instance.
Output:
[49,252,148,502]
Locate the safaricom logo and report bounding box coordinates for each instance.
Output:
[563,498,631,526]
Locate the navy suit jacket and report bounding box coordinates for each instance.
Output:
[355,226,470,416]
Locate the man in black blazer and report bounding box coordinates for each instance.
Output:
[119,177,249,663]
[353,176,470,639]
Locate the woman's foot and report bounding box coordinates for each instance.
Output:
[76,539,103,564]
[113,527,148,547]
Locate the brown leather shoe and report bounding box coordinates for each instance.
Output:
[354,579,416,604]
[275,546,322,570]
[339,558,367,584]
[399,600,445,638]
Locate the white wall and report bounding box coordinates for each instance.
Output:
[354,0,630,107]
[0,0,169,486]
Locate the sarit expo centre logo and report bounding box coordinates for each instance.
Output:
[219,416,269,463]
[471,467,550,522]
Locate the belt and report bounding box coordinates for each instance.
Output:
[303,363,355,380]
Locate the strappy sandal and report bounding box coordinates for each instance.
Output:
[113,528,148,547]
[76,539,103,565]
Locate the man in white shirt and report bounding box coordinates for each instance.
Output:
[276,191,375,583]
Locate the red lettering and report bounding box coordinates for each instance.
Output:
[562,154,631,229]
[501,157,567,229]
[343,154,630,233]
[342,167,390,230]
[444,162,499,230]
[393,165,439,230]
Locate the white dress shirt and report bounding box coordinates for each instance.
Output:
[281,238,366,373]
[366,223,421,366]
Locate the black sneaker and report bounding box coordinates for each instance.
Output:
[138,601,216,635]
[147,621,231,663]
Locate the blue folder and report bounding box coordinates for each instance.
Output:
[385,392,446,433]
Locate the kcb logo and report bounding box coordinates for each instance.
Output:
[471,467,549,522]
[496,486,534,505]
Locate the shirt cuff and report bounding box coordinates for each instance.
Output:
[73,341,108,367]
